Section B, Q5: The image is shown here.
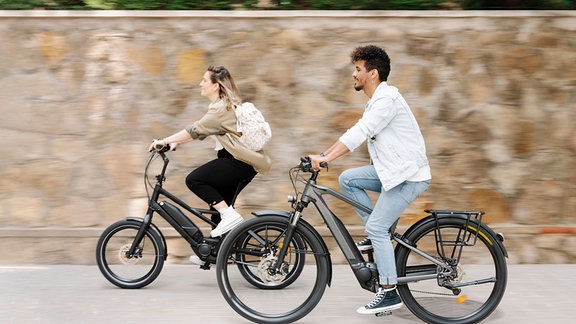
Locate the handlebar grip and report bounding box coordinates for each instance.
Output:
[319,161,328,168]
[149,140,171,153]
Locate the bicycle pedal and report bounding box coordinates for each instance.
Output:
[375,310,392,317]
[361,248,374,254]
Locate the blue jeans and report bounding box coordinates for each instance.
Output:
[339,165,430,285]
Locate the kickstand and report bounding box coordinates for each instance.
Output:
[200,263,211,270]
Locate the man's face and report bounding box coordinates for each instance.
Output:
[353,60,370,92]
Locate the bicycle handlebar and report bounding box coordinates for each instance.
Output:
[149,141,172,154]
[299,156,328,173]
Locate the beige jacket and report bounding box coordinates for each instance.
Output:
[185,100,272,173]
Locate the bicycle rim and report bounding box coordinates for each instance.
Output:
[396,218,507,323]
[96,220,164,289]
[217,216,330,323]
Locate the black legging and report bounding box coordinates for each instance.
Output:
[185,149,257,223]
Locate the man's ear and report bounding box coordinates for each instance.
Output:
[371,69,380,82]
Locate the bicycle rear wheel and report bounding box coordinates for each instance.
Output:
[96,219,165,289]
[395,216,507,324]
[216,215,330,323]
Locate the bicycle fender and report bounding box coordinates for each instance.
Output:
[251,210,292,218]
[251,210,333,287]
[399,214,508,258]
[126,217,169,261]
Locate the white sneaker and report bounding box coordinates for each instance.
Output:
[189,255,204,265]
[210,207,243,237]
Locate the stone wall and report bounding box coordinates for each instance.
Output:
[0,11,574,265]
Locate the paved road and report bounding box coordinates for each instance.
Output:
[1,264,574,323]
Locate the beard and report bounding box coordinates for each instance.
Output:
[353,78,363,91]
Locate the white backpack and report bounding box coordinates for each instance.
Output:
[234,102,272,151]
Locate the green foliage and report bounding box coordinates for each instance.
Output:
[115,0,165,10]
[51,0,89,9]
[241,0,258,9]
[0,0,573,10]
[462,0,575,10]
[166,0,232,10]
[89,0,232,9]
[383,0,443,10]
[0,0,233,9]
[0,0,42,9]
[0,0,88,9]
[309,0,441,10]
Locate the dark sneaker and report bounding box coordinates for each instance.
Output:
[356,237,373,251]
[357,288,403,315]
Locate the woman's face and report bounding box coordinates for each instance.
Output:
[200,71,219,99]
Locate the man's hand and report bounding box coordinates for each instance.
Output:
[309,154,329,171]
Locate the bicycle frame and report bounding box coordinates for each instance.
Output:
[126,151,220,260]
[274,167,481,293]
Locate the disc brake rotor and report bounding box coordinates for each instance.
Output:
[119,244,140,265]
[258,255,288,285]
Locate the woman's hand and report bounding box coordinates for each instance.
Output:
[167,142,178,151]
[149,139,166,152]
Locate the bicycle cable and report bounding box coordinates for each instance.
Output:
[144,152,159,201]
[288,165,308,203]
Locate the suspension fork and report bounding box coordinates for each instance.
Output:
[269,210,301,271]
[269,170,319,272]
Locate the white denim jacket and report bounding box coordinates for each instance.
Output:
[339,82,431,191]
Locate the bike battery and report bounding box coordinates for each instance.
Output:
[160,201,203,241]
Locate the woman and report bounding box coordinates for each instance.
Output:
[150,66,271,245]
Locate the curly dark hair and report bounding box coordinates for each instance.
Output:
[350,45,391,82]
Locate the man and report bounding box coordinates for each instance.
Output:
[310,45,431,315]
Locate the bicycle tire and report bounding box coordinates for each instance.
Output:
[216,215,330,323]
[395,216,507,324]
[96,219,165,289]
[235,222,306,290]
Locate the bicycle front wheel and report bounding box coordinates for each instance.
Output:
[96,219,165,289]
[216,215,330,323]
[396,217,507,324]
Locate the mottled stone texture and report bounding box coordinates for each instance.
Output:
[0,11,574,264]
